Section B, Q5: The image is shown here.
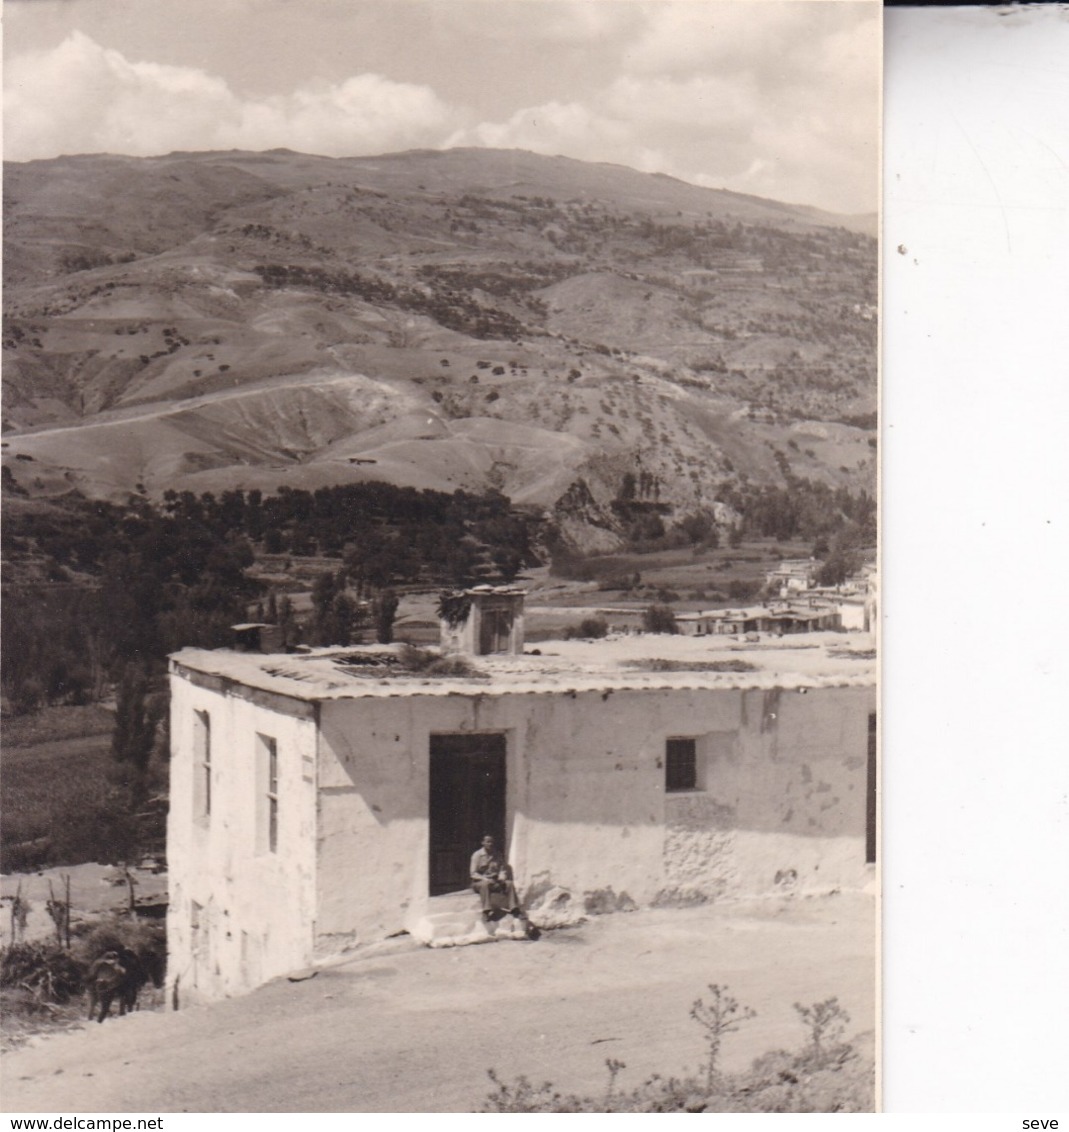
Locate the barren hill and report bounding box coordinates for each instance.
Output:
[2,148,876,549]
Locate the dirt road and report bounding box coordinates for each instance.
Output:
[2,893,875,1113]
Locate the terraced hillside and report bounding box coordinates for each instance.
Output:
[3,148,876,550]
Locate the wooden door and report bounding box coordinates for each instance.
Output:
[429,733,507,895]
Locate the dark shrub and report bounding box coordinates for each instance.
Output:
[564,617,609,640]
[642,604,677,634]
[1,942,85,1006]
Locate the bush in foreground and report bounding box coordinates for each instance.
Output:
[1,916,167,1025]
[1,942,85,1010]
[482,988,871,1113]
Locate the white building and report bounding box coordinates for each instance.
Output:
[167,607,876,1003]
[765,558,818,596]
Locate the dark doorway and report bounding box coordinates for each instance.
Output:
[429,733,507,895]
[865,712,877,864]
[478,604,513,655]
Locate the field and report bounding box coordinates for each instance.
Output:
[541,537,814,604]
[0,705,116,871]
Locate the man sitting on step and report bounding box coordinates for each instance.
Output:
[470,834,526,922]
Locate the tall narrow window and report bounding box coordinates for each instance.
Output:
[193,711,211,822]
[256,734,279,854]
[267,738,279,853]
[665,737,698,792]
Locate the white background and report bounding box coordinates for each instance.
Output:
[883,3,1069,1113]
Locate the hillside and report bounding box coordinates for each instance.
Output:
[2,148,877,550]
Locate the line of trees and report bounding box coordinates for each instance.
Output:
[1,483,543,715]
[255,263,527,340]
[717,477,875,546]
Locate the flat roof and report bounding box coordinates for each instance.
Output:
[676,603,839,622]
[171,631,875,704]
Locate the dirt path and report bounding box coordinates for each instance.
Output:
[2,893,875,1113]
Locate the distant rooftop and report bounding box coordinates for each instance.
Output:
[171,630,875,704]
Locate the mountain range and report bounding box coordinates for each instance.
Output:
[2,147,877,550]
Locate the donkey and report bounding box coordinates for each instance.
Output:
[87,948,144,1023]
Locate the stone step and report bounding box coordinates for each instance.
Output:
[411,893,531,948]
[421,913,479,934]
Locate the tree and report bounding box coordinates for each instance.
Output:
[311,570,339,621]
[678,510,720,549]
[111,664,165,802]
[816,524,866,587]
[491,547,523,582]
[372,589,400,645]
[277,595,297,647]
[642,604,678,635]
[262,527,284,554]
[311,571,362,646]
[320,593,359,646]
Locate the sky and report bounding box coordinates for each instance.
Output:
[2,0,880,215]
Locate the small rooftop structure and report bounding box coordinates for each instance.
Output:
[230,623,285,653]
[438,585,526,657]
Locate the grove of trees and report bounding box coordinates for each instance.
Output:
[1,482,543,716]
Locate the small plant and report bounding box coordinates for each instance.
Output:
[436,590,472,629]
[396,644,481,678]
[482,979,872,1111]
[690,983,758,1090]
[484,1070,584,1113]
[794,997,851,1068]
[604,1058,627,1103]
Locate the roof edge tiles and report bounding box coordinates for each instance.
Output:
[170,632,875,703]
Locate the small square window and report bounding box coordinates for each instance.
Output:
[665,737,697,792]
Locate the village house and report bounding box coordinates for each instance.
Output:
[166,592,876,1003]
[765,558,819,596]
[675,600,844,637]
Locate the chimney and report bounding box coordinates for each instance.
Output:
[439,586,525,657]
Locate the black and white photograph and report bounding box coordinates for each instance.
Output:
[1,0,882,1113]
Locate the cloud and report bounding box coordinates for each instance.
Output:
[449,101,625,160]
[3,5,879,214]
[4,31,454,161]
[450,3,879,213]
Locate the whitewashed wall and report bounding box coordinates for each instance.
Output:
[315,683,874,947]
[167,668,319,1002]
